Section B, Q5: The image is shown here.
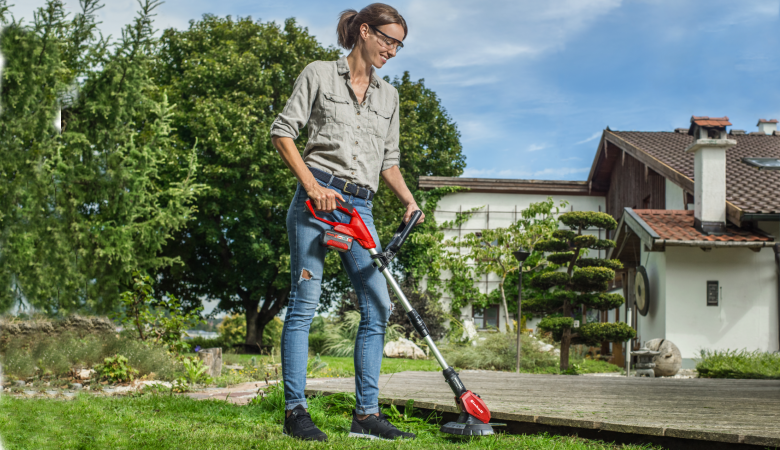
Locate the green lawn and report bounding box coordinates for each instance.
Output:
[0,391,658,450]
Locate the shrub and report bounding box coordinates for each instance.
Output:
[552,230,577,241]
[575,293,624,310]
[572,234,598,247]
[577,322,635,346]
[534,239,569,252]
[572,267,615,285]
[576,258,624,270]
[218,314,246,347]
[538,316,574,341]
[95,355,138,383]
[531,272,570,289]
[322,311,403,357]
[182,357,212,385]
[546,252,574,265]
[559,211,618,230]
[696,349,780,379]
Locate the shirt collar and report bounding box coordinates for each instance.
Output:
[337,56,381,88]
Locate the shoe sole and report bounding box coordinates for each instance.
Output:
[348,432,414,440]
[283,429,328,442]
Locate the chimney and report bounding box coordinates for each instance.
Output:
[686,116,736,235]
[757,119,778,135]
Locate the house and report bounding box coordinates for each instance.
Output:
[420,116,780,367]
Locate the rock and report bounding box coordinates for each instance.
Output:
[14,380,25,387]
[71,383,83,390]
[76,368,95,380]
[645,338,682,377]
[224,364,244,371]
[383,338,426,360]
[45,390,58,396]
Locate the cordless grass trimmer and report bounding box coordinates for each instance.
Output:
[306,198,496,436]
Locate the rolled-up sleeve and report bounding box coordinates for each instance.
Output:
[270,63,318,140]
[380,91,401,172]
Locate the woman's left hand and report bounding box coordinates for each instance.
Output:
[403,202,425,225]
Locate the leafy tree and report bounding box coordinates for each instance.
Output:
[152,15,341,348]
[441,199,566,332]
[0,0,199,314]
[531,211,635,370]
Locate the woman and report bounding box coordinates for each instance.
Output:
[270,3,423,442]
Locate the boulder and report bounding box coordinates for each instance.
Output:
[197,348,223,379]
[383,338,426,360]
[76,368,96,380]
[645,338,682,377]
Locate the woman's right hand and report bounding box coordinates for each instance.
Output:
[305,182,345,213]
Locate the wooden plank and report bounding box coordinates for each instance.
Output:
[305,371,780,446]
[418,176,605,196]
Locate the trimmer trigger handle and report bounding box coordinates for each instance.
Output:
[336,199,354,214]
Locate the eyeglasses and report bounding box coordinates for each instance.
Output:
[369,25,404,52]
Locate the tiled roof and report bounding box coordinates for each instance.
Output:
[633,210,772,242]
[610,131,780,214]
[691,116,732,127]
[758,119,778,125]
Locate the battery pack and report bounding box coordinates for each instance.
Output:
[320,230,354,252]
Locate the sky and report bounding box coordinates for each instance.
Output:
[6,0,780,181]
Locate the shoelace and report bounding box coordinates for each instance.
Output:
[292,410,317,430]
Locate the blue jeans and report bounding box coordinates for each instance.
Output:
[281,179,392,415]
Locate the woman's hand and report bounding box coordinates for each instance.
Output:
[305,182,345,213]
[403,202,425,225]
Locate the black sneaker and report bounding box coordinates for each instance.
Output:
[283,404,328,441]
[349,411,416,440]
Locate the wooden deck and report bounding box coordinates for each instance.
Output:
[304,371,780,448]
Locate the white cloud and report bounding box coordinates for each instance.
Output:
[527,143,547,152]
[402,0,622,68]
[575,132,601,145]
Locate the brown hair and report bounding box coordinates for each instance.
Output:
[337,4,407,50]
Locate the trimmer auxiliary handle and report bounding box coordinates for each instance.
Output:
[306,198,495,436]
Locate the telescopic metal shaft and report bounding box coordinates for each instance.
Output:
[368,248,449,370]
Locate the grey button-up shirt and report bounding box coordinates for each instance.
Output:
[270,57,400,192]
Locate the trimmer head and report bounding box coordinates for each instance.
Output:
[440,411,495,436]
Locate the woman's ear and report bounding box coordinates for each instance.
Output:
[359,23,370,41]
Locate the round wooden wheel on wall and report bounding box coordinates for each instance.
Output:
[635,266,650,316]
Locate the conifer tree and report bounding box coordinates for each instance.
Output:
[529,211,635,370]
[0,1,199,313]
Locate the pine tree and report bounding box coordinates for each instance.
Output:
[0,1,199,313]
[530,211,636,370]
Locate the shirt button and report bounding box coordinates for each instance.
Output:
[351,171,355,175]
[357,112,360,115]
[357,126,360,129]
[355,141,358,144]
[353,156,357,160]
[361,102,365,106]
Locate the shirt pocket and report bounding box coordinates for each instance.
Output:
[322,92,352,124]
[368,106,392,138]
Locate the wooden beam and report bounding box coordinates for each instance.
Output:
[622,149,625,166]
[604,139,608,158]
[605,132,694,192]
[644,164,648,183]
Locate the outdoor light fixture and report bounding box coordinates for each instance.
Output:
[742,157,780,170]
[513,249,531,373]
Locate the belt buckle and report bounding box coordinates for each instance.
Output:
[343,181,355,195]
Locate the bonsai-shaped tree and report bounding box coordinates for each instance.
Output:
[530,211,636,371]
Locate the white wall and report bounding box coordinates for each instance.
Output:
[664,246,779,360]
[636,248,667,345]
[432,191,606,328]
[664,179,686,210]
[758,221,780,240]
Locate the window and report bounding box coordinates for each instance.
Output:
[473,305,499,329]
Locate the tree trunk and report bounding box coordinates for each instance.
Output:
[499,278,514,333]
[560,327,572,371]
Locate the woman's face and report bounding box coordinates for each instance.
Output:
[360,23,405,69]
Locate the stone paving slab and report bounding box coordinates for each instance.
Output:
[303,371,780,447]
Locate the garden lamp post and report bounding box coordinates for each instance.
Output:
[513,249,531,373]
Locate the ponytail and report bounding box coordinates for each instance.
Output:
[336,4,407,51]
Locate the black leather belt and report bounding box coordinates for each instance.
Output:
[308,167,375,201]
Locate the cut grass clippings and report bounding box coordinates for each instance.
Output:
[0,387,660,450]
